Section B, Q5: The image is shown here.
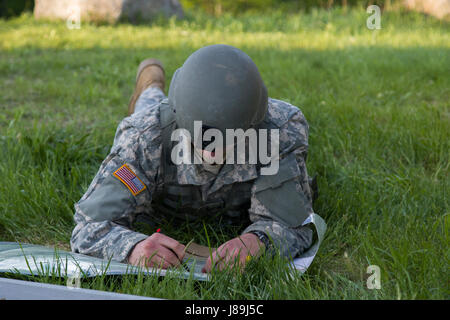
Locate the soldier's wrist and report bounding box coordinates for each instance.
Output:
[126,238,146,264]
[247,231,270,251]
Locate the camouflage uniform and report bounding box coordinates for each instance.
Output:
[70,87,314,263]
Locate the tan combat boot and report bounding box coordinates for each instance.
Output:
[128,58,165,115]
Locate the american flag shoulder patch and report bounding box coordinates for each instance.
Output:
[113,164,146,196]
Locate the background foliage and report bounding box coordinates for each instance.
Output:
[0,0,34,18]
[181,0,398,15]
[1,0,399,18]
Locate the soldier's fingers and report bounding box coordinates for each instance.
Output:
[153,244,182,267]
[140,248,173,269]
[134,255,150,268]
[202,249,225,273]
[202,256,212,273]
[148,253,171,270]
[202,250,219,273]
[202,255,213,273]
[219,249,241,271]
[154,233,185,261]
[211,247,236,271]
[214,247,228,264]
[227,247,250,272]
[216,256,235,271]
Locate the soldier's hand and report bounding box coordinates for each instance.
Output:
[202,233,264,273]
[127,233,185,269]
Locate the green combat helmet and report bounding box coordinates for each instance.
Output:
[168,44,268,140]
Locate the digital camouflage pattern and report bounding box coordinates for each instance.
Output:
[71,87,314,263]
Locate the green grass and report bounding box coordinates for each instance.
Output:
[0,8,449,299]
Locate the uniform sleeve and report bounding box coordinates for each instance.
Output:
[243,110,314,259]
[70,118,162,263]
